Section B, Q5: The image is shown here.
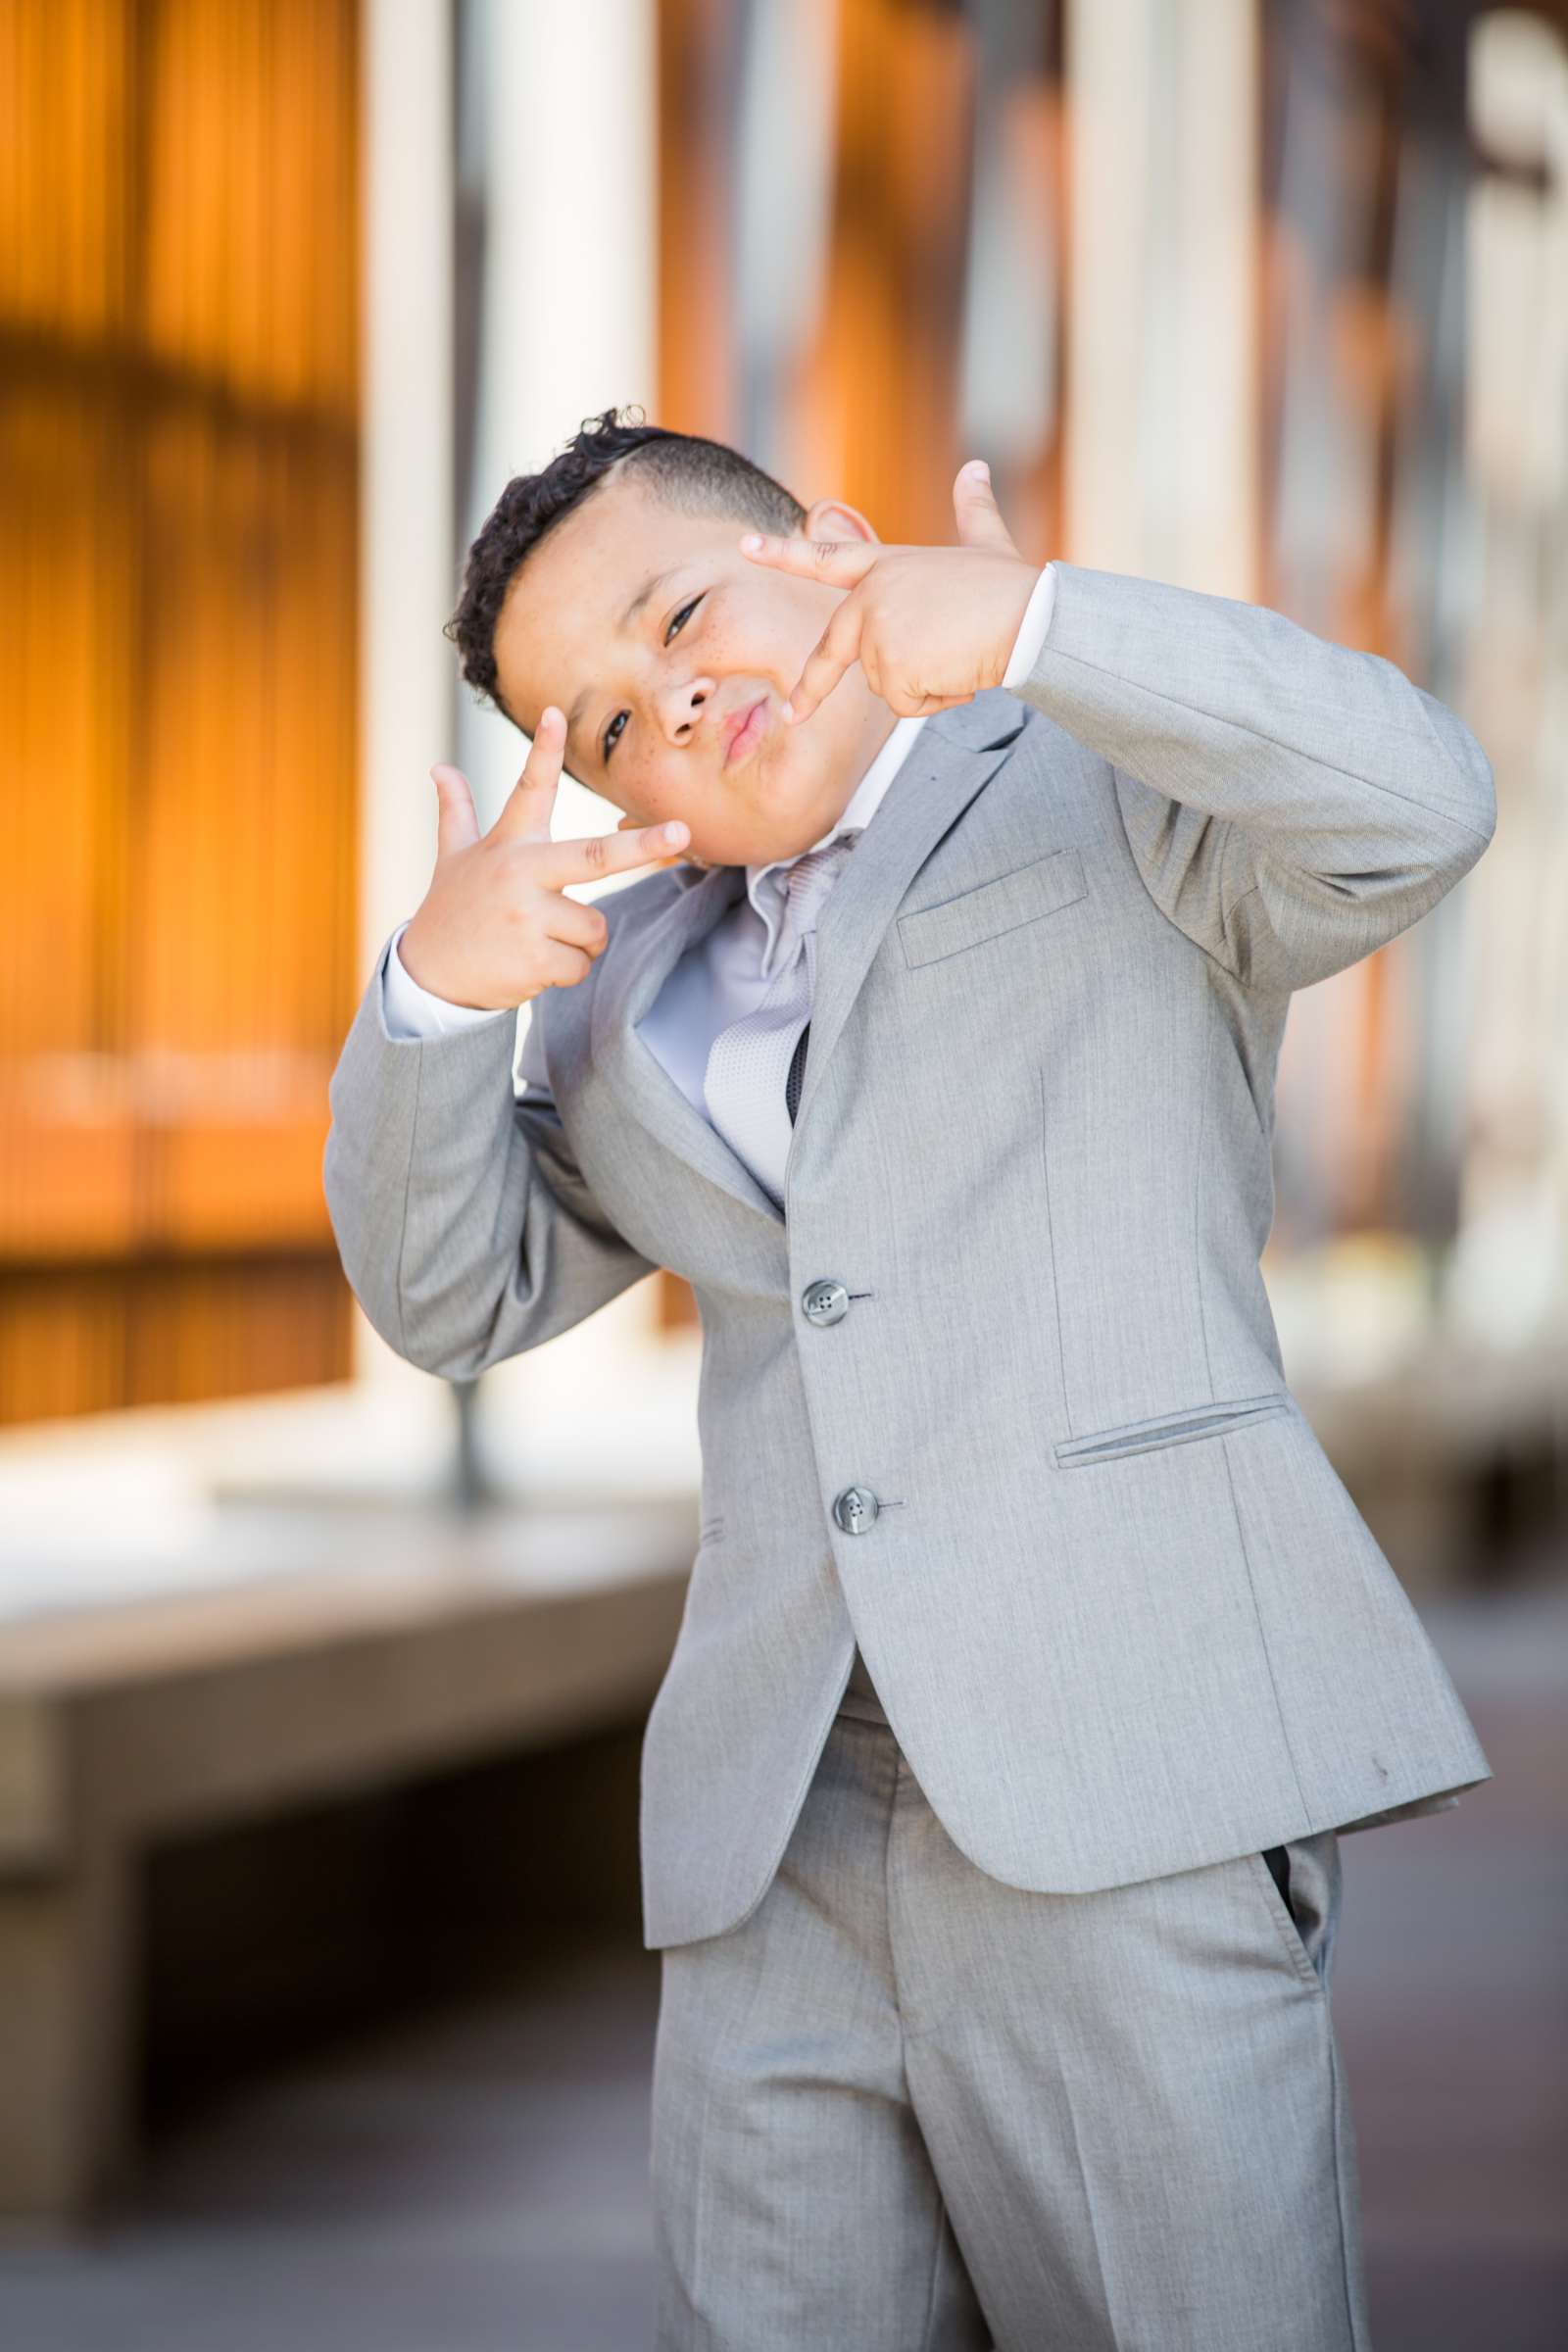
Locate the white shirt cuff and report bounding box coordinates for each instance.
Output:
[382,920,509,1039]
[1001,563,1058,691]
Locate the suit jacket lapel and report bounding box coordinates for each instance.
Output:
[789,691,1029,1140]
[590,689,1031,1225]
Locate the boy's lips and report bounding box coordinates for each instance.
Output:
[723,696,770,765]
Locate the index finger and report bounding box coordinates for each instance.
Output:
[738,532,881,587]
[490,704,571,842]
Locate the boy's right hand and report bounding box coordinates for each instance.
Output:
[397,707,691,1010]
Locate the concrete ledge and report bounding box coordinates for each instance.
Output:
[0,1494,695,2232]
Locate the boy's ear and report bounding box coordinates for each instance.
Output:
[800,494,879,547]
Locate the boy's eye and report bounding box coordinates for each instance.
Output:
[602,597,703,764]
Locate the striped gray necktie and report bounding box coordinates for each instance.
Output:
[703,832,858,1206]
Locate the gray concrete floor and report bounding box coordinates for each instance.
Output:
[1,1568,1563,2350]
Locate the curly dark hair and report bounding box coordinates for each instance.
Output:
[445,404,808,729]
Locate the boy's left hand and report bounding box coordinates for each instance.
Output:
[738,462,1041,725]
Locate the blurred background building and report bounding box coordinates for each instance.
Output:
[0,1,1563,2343]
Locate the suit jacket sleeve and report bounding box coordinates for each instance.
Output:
[1009,560,1496,992]
[322,926,658,1380]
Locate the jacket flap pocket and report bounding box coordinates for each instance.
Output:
[1054,1393,1292,1468]
[898,846,1088,969]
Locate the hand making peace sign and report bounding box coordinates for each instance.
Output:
[737,460,1043,726]
[398,708,690,1011]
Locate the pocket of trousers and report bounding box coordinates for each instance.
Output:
[1248,1846,1324,1996]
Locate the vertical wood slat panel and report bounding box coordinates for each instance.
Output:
[140,0,359,416]
[133,412,357,1056]
[0,0,134,341]
[0,383,136,1055]
[803,0,976,546]
[0,1260,353,1427]
[0,0,360,1425]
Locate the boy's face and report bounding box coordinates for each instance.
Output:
[491,467,899,870]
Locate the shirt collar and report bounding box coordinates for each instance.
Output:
[744,710,931,977]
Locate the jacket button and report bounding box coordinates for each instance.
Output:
[832,1485,880,1534]
[802,1278,851,1326]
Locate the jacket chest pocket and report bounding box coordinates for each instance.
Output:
[1054,1393,1292,1468]
[898,846,1088,968]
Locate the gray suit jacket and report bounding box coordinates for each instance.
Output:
[323,561,1496,1949]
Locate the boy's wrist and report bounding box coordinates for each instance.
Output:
[386,920,505,1032]
[1000,564,1058,691]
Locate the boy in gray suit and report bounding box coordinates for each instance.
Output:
[325,409,1495,2348]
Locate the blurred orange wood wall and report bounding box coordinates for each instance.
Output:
[0,0,361,1424]
[658,0,1060,557]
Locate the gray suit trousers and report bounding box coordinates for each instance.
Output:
[650,1649,1370,2350]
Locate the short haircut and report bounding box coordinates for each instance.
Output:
[445,403,808,729]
